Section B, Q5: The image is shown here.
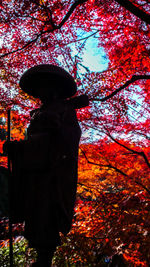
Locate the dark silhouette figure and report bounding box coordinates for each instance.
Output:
[8,64,89,266]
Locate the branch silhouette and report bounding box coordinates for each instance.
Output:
[103,127,150,168]
[80,148,150,194]
[91,75,150,102]
[0,0,88,59]
[115,0,150,24]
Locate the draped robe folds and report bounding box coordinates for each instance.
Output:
[10,100,81,249]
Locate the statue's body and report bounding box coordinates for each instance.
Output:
[9,64,89,266]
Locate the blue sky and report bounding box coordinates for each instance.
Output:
[57,31,109,73]
[81,36,109,72]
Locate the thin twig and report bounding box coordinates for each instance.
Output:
[80,148,150,194]
[91,75,150,102]
[103,127,150,168]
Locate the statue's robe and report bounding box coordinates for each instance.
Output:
[11,100,81,249]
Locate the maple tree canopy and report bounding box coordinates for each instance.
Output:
[0,0,150,266]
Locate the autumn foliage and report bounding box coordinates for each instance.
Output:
[0,0,150,266]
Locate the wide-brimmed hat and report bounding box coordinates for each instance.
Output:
[19,64,77,99]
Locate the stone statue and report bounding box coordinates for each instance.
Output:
[9,64,89,266]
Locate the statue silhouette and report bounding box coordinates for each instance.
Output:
[9,64,89,266]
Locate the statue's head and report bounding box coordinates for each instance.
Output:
[19,64,77,102]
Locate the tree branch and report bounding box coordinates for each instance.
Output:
[0,34,40,59]
[78,182,99,194]
[115,0,150,25]
[0,0,88,59]
[91,75,150,102]
[80,148,150,194]
[104,127,150,168]
[56,0,88,29]
[80,148,128,176]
